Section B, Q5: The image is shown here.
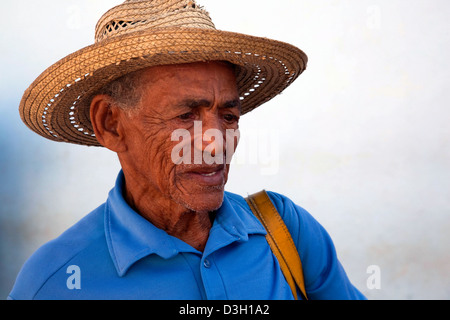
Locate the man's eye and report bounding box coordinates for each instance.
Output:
[223,114,239,122]
[178,112,194,120]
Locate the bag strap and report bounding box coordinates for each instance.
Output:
[245,190,308,300]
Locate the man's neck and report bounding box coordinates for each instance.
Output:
[122,171,213,252]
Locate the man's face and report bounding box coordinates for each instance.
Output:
[118,62,241,212]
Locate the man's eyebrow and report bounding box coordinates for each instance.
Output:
[222,99,242,111]
[175,98,211,109]
[175,98,242,112]
[222,99,242,115]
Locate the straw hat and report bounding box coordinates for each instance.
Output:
[19,0,308,146]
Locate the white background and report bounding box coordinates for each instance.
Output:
[0,0,449,300]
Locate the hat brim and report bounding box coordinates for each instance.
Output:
[19,28,307,146]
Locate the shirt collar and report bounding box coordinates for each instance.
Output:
[202,190,267,256]
[105,171,266,277]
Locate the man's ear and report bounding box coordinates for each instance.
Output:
[90,95,127,152]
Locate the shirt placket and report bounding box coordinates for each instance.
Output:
[200,254,228,300]
[199,224,243,300]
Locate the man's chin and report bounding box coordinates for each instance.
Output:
[174,186,225,213]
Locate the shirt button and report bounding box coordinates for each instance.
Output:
[203,259,211,268]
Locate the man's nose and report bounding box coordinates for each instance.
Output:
[193,115,225,157]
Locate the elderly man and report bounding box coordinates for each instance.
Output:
[9,0,365,300]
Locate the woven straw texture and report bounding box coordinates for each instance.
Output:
[19,0,308,146]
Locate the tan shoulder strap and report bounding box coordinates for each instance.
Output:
[245,190,308,300]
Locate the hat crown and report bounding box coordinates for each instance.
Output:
[95,0,215,43]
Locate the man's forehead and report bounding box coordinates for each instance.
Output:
[141,61,236,79]
[137,61,239,98]
[129,61,240,112]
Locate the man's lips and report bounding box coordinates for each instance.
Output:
[187,164,225,174]
[180,165,226,185]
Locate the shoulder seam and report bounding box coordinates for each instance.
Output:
[32,231,106,299]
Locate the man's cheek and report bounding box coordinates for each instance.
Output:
[156,141,181,180]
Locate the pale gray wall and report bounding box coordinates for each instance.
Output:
[1,0,449,299]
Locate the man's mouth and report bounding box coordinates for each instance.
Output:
[182,165,226,185]
[200,171,218,177]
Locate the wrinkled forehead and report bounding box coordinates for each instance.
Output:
[136,61,241,105]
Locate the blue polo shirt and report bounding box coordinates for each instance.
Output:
[8,172,365,300]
